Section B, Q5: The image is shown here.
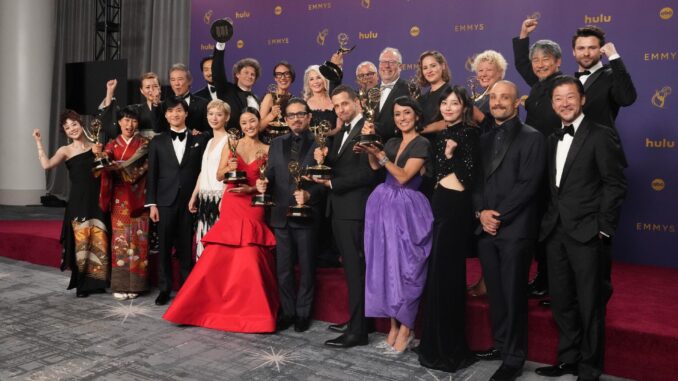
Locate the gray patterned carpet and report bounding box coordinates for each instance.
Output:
[0,257,631,381]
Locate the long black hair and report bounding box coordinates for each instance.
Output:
[437,85,475,127]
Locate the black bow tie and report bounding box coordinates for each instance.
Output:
[574,70,591,78]
[209,85,216,93]
[555,125,575,140]
[241,90,253,97]
[342,123,352,133]
[170,130,187,141]
[177,93,190,100]
[380,83,394,91]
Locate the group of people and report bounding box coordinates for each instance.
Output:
[33,17,634,381]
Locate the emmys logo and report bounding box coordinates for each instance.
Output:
[645,138,676,149]
[660,7,673,20]
[644,51,677,61]
[235,10,250,19]
[317,29,329,46]
[308,2,332,11]
[358,31,378,39]
[651,86,672,108]
[204,10,213,24]
[584,13,612,23]
[635,222,676,233]
[454,23,485,32]
[274,5,283,16]
[410,26,420,37]
[268,37,289,45]
[361,0,371,9]
[651,178,666,191]
[237,40,245,49]
[464,55,476,72]
[400,63,418,71]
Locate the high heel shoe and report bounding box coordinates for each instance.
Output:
[383,333,415,355]
[375,340,393,349]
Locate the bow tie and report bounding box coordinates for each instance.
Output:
[209,85,216,93]
[170,130,187,141]
[574,70,591,78]
[555,125,575,140]
[241,90,254,97]
[341,123,352,133]
[380,83,394,91]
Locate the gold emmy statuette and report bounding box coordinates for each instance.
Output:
[356,87,384,150]
[527,11,542,20]
[466,76,482,101]
[223,128,248,184]
[407,77,421,100]
[251,150,275,207]
[287,161,312,218]
[306,120,333,180]
[267,84,291,137]
[210,18,234,43]
[336,33,356,56]
[82,118,113,172]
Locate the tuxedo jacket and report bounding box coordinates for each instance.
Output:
[145,131,208,207]
[324,118,378,220]
[581,58,636,130]
[513,37,563,137]
[374,78,410,141]
[159,94,211,134]
[212,47,260,131]
[266,130,326,229]
[540,117,627,243]
[473,117,545,239]
[194,85,215,101]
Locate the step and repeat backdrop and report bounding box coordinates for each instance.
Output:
[190,0,677,267]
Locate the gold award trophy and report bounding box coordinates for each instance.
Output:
[223,128,248,184]
[466,76,482,101]
[336,32,356,56]
[251,150,275,207]
[82,118,113,172]
[305,120,333,180]
[287,161,312,218]
[356,87,384,150]
[407,77,421,100]
[267,84,291,138]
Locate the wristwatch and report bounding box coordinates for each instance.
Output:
[475,211,481,219]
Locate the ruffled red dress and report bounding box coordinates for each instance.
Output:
[163,155,279,332]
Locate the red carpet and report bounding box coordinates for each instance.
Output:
[2,219,676,381]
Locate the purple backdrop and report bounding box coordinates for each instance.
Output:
[189,0,678,268]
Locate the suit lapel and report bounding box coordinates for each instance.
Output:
[486,120,521,178]
[161,133,181,167]
[548,135,558,190]
[583,68,604,92]
[282,134,292,164]
[179,133,194,167]
[338,119,364,158]
[560,119,590,187]
[377,79,405,116]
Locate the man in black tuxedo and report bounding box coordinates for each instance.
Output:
[146,96,208,306]
[313,85,378,348]
[159,64,210,134]
[535,76,626,381]
[195,56,218,101]
[212,41,261,130]
[256,98,325,333]
[373,47,410,141]
[472,80,545,381]
[572,25,636,132]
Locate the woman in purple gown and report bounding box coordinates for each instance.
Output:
[357,96,433,354]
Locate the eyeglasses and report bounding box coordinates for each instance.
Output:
[274,71,292,79]
[357,72,376,80]
[285,112,309,120]
[379,60,399,67]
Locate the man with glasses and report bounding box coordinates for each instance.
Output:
[372,47,410,141]
[257,98,324,333]
[355,61,379,91]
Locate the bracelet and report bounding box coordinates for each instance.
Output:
[378,156,389,167]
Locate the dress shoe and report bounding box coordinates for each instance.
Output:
[113,292,128,301]
[76,290,89,298]
[539,299,552,308]
[324,333,368,348]
[474,347,501,361]
[535,362,578,377]
[154,291,170,306]
[127,293,139,299]
[276,316,295,331]
[490,364,523,381]
[529,286,549,298]
[328,321,348,333]
[294,317,311,332]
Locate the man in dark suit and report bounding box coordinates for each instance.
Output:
[212,40,261,130]
[313,85,378,348]
[194,56,218,101]
[373,47,410,141]
[146,96,208,306]
[159,63,210,134]
[256,98,325,333]
[472,80,545,381]
[571,25,636,131]
[535,76,626,381]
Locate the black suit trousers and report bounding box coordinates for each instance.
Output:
[332,218,367,336]
[477,235,533,367]
[274,226,317,319]
[156,194,194,293]
[545,222,611,380]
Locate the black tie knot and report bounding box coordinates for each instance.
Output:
[574,70,591,78]
[171,130,187,141]
[342,123,351,133]
[209,85,216,93]
[555,125,575,140]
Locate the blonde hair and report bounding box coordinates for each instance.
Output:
[471,50,508,78]
[207,99,231,116]
[302,65,330,100]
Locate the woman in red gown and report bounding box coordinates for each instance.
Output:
[163,107,279,333]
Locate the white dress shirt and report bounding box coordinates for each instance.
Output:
[338,113,363,153]
[555,113,584,187]
[379,78,398,111]
[171,128,188,163]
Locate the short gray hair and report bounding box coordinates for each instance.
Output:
[355,61,377,76]
[379,47,402,64]
[168,63,192,82]
[529,39,562,61]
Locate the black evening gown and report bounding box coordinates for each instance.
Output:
[60,151,109,292]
